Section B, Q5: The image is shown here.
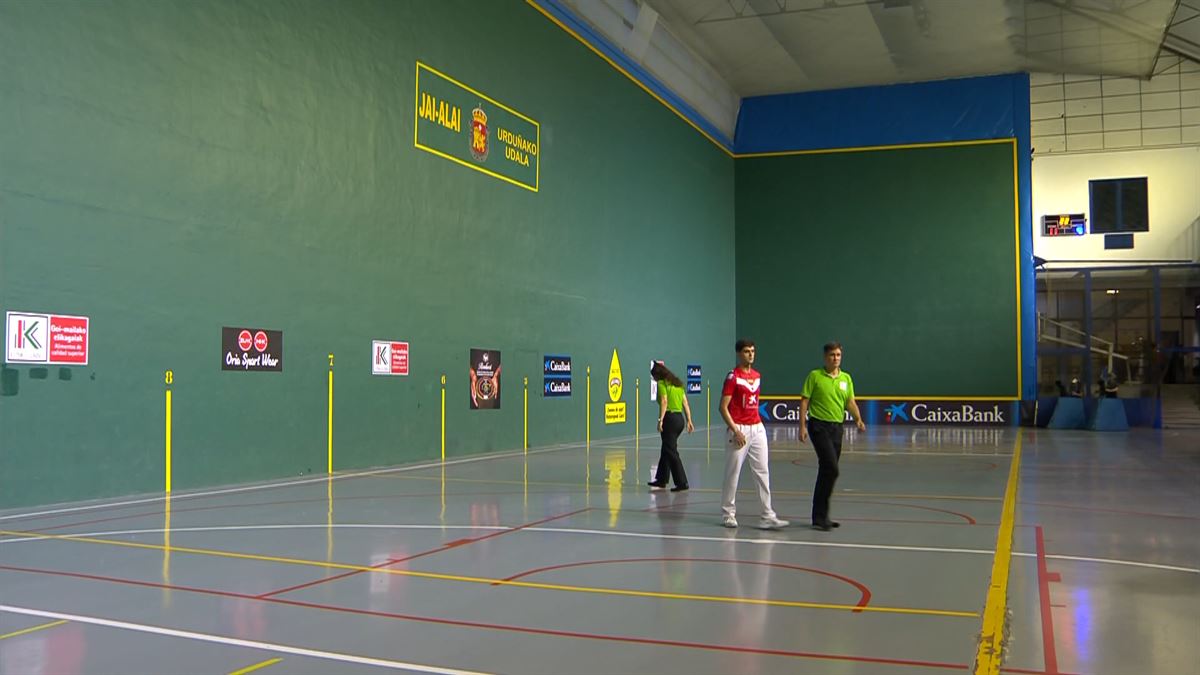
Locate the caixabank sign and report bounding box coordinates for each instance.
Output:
[758,398,1019,426]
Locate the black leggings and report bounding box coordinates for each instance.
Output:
[808,419,844,523]
[655,412,688,487]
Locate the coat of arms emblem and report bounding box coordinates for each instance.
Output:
[470,105,488,161]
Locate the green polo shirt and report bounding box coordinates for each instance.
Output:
[800,369,855,423]
[658,380,685,413]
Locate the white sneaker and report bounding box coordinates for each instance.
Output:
[722,515,738,528]
[757,516,789,530]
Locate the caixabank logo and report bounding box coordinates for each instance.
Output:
[882,401,1012,425]
[757,398,1017,426]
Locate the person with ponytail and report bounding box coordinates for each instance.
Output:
[648,362,693,491]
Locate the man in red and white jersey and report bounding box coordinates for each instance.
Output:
[718,339,788,530]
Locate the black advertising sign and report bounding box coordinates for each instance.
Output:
[470,348,501,409]
[222,327,283,372]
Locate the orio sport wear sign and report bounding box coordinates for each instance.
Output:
[222,327,283,372]
[414,61,540,192]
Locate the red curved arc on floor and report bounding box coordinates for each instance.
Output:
[494,557,872,611]
[0,564,1043,672]
[839,499,977,525]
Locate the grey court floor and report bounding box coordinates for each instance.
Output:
[1,426,1197,675]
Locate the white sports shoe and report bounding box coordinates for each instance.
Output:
[757,516,789,530]
[722,515,738,528]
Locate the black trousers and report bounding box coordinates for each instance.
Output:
[655,412,688,487]
[808,418,844,523]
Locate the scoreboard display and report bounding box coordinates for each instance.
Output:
[1042,213,1086,237]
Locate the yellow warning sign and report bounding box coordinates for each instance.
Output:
[605,402,626,424]
[605,348,625,424]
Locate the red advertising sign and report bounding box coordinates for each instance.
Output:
[372,340,409,376]
[48,315,89,364]
[392,342,409,375]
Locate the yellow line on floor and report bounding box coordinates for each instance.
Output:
[228,657,282,675]
[0,619,67,640]
[0,529,975,618]
[372,473,1003,502]
[974,433,1023,675]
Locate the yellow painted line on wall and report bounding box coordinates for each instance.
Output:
[440,375,447,462]
[973,433,1023,675]
[0,619,67,641]
[228,657,283,675]
[524,0,733,157]
[1012,139,1023,399]
[164,388,173,493]
[327,354,334,475]
[0,529,974,618]
[734,136,1014,159]
[413,142,539,193]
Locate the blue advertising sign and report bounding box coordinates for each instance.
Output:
[686,363,701,396]
[544,354,571,398]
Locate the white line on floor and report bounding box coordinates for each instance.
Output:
[0,605,491,674]
[0,442,589,523]
[3,522,1194,574]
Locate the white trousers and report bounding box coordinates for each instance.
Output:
[720,422,776,519]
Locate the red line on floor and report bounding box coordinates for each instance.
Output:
[1020,501,1200,521]
[255,507,591,599]
[493,557,872,611]
[1035,526,1059,675]
[0,563,1061,672]
[838,500,977,525]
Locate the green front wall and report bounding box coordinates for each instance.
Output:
[735,143,1020,397]
[0,0,735,509]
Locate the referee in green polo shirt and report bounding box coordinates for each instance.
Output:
[799,342,866,532]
